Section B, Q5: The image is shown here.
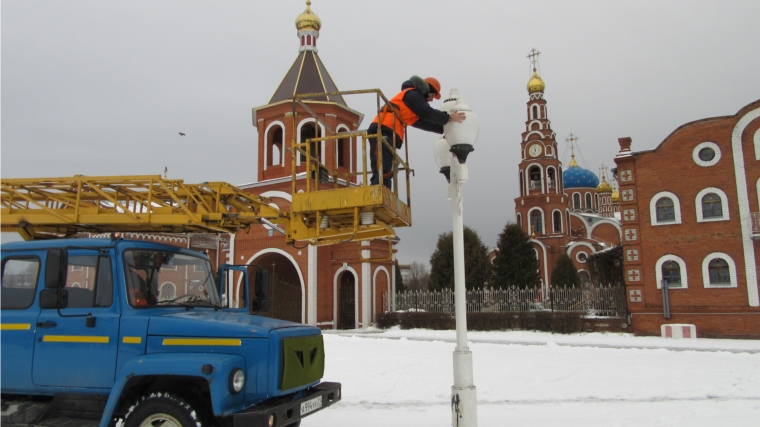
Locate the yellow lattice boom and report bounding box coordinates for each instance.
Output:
[1,172,411,247]
[1,175,287,240]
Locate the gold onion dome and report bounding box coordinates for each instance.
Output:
[527,68,545,92]
[296,1,321,31]
[596,177,612,193]
[611,189,620,202]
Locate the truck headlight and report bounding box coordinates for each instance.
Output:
[229,368,245,394]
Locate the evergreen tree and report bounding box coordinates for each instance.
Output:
[492,222,541,289]
[428,226,492,291]
[551,253,581,288]
[395,264,406,292]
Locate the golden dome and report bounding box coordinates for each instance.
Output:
[296,1,321,31]
[527,68,545,92]
[611,188,620,202]
[596,177,612,193]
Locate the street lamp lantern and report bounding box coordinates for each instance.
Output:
[434,88,480,427]
[443,89,479,164]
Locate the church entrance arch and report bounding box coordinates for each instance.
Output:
[337,270,356,330]
[244,250,304,324]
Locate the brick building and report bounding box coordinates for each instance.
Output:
[513,58,622,294]
[615,100,760,338]
[230,1,396,329]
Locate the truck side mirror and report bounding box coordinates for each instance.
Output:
[252,269,270,313]
[45,249,68,289]
[39,288,69,309]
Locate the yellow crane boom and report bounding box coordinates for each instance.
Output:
[1,175,287,240]
[1,173,411,246]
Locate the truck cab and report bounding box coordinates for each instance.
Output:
[1,238,340,427]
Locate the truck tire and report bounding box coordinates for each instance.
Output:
[123,392,204,427]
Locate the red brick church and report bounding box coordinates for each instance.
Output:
[230,1,396,329]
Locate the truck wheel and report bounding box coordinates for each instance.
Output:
[124,392,204,427]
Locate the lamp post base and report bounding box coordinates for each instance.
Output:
[451,349,477,427]
[451,385,478,427]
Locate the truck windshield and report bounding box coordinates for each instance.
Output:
[123,250,220,308]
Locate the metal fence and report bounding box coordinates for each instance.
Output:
[394,285,627,317]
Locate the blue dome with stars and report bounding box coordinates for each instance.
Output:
[563,156,600,189]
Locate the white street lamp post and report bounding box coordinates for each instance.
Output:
[434,89,479,427]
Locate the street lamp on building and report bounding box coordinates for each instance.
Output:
[434,88,479,427]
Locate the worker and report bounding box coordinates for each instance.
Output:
[368,76,466,188]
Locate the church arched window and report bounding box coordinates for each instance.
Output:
[573,193,581,210]
[299,122,322,162]
[547,167,556,190]
[529,166,541,190]
[656,197,675,222]
[701,193,723,218]
[553,210,562,233]
[269,126,283,166]
[530,210,543,233]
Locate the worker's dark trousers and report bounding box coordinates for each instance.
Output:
[368,129,398,189]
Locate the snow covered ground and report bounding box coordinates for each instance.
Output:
[308,328,760,426]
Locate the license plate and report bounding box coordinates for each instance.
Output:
[300,396,322,416]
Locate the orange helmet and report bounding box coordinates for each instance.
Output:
[424,77,441,100]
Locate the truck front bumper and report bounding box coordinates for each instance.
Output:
[232,382,341,427]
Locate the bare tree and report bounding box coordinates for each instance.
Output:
[406,261,430,291]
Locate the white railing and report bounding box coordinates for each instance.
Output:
[529,180,542,190]
[547,180,555,189]
[395,285,626,317]
[752,212,760,235]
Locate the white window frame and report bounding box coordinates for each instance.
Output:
[650,191,682,226]
[527,207,545,234]
[701,252,738,288]
[695,187,730,222]
[692,141,721,167]
[552,209,563,233]
[575,251,588,264]
[655,254,688,289]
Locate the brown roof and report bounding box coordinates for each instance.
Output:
[269,51,347,106]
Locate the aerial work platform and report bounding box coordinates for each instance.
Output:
[285,89,413,245]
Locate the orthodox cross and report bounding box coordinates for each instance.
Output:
[565,133,579,156]
[527,48,541,69]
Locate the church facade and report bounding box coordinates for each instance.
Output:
[230,1,396,330]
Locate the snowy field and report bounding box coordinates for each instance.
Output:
[308,328,760,427]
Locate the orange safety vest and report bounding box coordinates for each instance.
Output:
[371,88,418,141]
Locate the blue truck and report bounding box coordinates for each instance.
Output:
[1,237,340,427]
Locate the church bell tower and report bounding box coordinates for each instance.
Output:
[514,49,568,239]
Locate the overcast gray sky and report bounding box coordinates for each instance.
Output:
[2,0,759,266]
